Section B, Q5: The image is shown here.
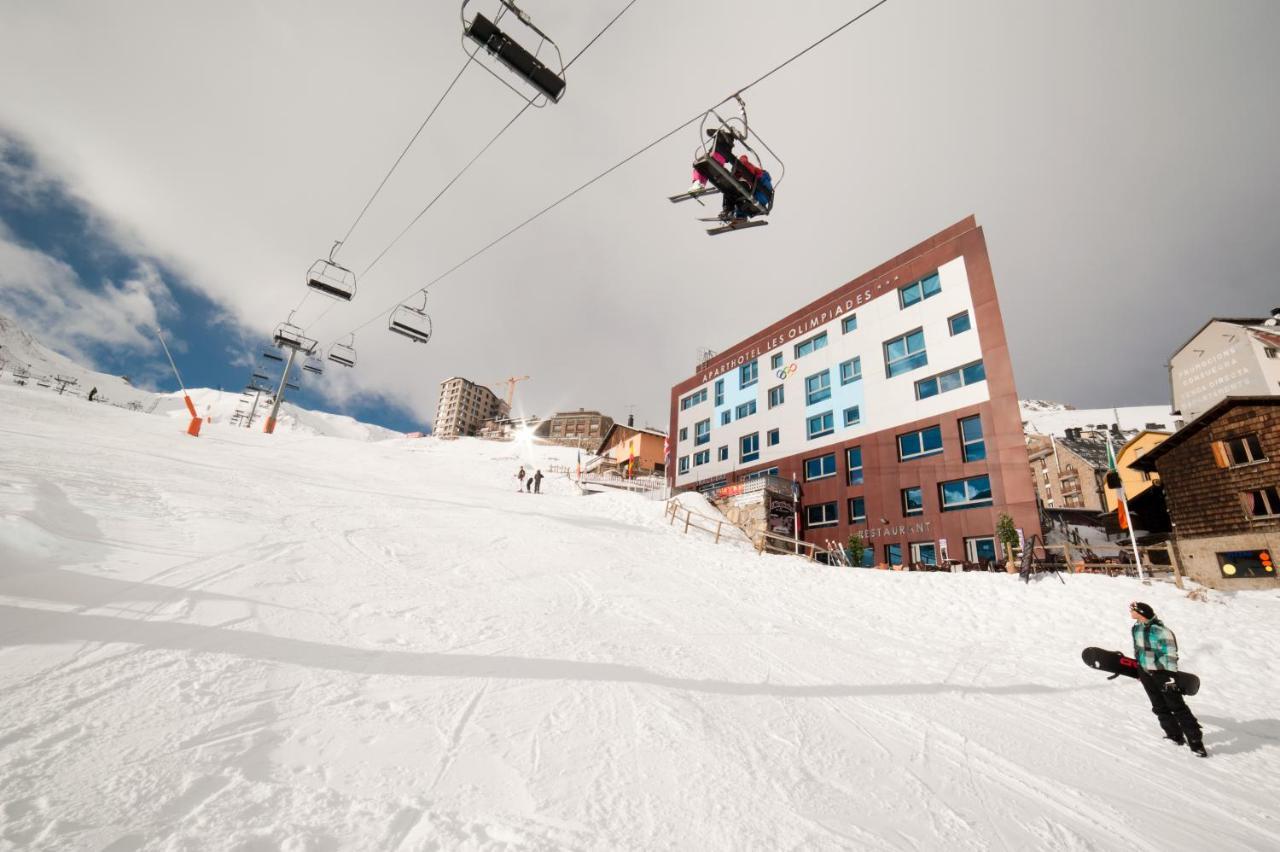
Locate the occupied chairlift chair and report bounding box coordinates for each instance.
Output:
[388,292,433,344]
[462,1,566,106]
[677,99,785,236]
[328,335,357,368]
[306,243,356,302]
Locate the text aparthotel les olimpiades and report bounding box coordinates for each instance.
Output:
[668,216,1041,566]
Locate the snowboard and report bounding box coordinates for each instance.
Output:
[1081,647,1200,696]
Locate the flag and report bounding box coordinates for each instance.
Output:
[1106,438,1130,530]
[628,440,635,478]
[576,449,581,481]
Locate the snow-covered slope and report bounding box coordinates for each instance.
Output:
[2,385,1278,850]
[1,312,400,441]
[1021,399,1178,436]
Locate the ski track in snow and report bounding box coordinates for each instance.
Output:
[1,385,1279,850]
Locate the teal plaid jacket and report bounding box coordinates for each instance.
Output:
[1132,619,1179,672]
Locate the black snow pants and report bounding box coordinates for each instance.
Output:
[1139,669,1202,744]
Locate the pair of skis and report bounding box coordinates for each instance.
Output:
[668,186,768,236]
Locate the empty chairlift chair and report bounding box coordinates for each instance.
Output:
[388,292,433,344]
[303,356,324,376]
[261,344,285,363]
[306,245,356,302]
[273,313,317,354]
[328,335,357,368]
[461,1,566,106]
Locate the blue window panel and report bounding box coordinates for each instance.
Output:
[885,329,928,377]
[736,400,757,419]
[921,272,941,298]
[847,447,864,486]
[848,496,866,522]
[840,357,861,385]
[916,377,939,399]
[768,385,785,408]
[902,486,924,516]
[795,332,829,359]
[740,433,760,463]
[805,371,831,405]
[807,412,834,439]
[694,450,710,466]
[804,453,837,481]
[842,314,858,334]
[678,456,690,474]
[912,543,938,565]
[941,475,993,511]
[680,388,707,410]
[963,361,986,384]
[805,502,838,527]
[971,537,997,562]
[961,416,986,462]
[843,406,861,427]
[714,379,724,406]
[949,311,972,335]
[718,445,729,461]
[899,425,943,461]
[767,428,780,446]
[940,369,964,393]
[720,410,732,426]
[741,360,759,388]
[922,426,943,453]
[694,419,710,445]
[679,427,688,442]
[885,543,902,565]
[770,353,783,370]
[744,466,780,481]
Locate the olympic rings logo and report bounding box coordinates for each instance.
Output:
[775,363,797,380]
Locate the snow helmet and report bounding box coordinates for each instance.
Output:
[1130,601,1155,619]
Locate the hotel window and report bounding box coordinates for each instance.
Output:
[902,486,924,517]
[804,453,837,481]
[678,455,690,474]
[948,311,972,336]
[718,445,729,462]
[770,352,783,370]
[694,449,710,466]
[721,410,732,426]
[767,428,780,446]
[960,416,986,462]
[940,475,994,511]
[885,543,903,565]
[899,272,941,309]
[843,405,861,427]
[916,360,987,399]
[848,496,866,523]
[884,329,928,377]
[741,359,759,388]
[1243,486,1280,518]
[807,411,834,440]
[694,419,710,446]
[744,466,780,481]
[839,357,862,385]
[805,371,831,405]
[714,379,724,406]
[680,388,707,410]
[898,425,943,461]
[736,400,757,419]
[768,384,785,408]
[741,433,760,463]
[847,447,864,486]
[1265,347,1277,359]
[795,331,828,359]
[805,502,838,528]
[1222,434,1266,466]
[679,426,688,442]
[910,542,938,566]
[842,314,858,334]
[965,536,997,564]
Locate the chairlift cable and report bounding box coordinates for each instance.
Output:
[326,0,894,345]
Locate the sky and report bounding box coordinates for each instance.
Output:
[1,0,1278,433]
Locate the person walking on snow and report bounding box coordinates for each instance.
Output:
[1129,601,1206,756]
[533,469,543,494]
[516,466,526,492]
[88,386,98,402]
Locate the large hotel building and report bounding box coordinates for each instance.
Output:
[668,217,1040,565]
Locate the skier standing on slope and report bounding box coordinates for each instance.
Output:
[516,466,526,492]
[533,469,543,494]
[1129,601,1206,756]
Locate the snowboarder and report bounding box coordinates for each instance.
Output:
[516,466,526,492]
[88,386,98,402]
[534,469,543,494]
[526,476,533,493]
[1129,601,1206,756]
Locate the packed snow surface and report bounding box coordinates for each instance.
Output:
[2,386,1279,850]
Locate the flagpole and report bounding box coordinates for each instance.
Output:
[1105,424,1145,580]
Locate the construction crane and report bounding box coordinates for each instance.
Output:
[493,375,530,409]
